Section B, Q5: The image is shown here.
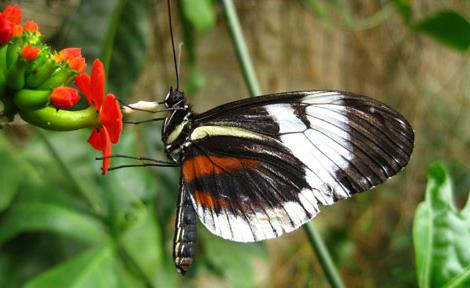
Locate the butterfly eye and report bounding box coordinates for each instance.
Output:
[165,89,185,107]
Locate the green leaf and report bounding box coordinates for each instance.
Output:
[107,0,151,97]
[201,229,268,288]
[0,202,109,246]
[24,246,117,288]
[186,65,206,94]
[0,135,23,212]
[302,0,328,19]
[393,0,412,24]
[120,205,165,285]
[415,10,470,52]
[413,163,470,288]
[180,0,216,33]
[61,0,118,61]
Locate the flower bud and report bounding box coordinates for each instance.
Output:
[0,14,13,45]
[6,41,19,69]
[25,56,57,88]
[37,67,76,90]
[50,86,80,110]
[14,89,50,110]
[21,45,40,62]
[23,20,39,34]
[6,60,26,90]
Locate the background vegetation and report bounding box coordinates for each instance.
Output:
[1,0,470,287]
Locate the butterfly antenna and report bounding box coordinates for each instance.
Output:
[168,0,180,91]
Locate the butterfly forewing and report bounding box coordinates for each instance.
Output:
[179,91,414,242]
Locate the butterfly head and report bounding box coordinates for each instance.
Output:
[165,86,185,108]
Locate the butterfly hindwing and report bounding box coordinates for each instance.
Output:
[181,91,414,242]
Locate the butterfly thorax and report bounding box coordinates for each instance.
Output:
[162,89,193,163]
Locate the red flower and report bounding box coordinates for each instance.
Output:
[0,13,13,45]
[21,45,40,61]
[4,5,21,25]
[23,20,40,34]
[51,86,80,110]
[54,48,86,73]
[3,5,22,36]
[75,59,122,175]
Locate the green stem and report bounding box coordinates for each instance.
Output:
[19,106,100,131]
[220,0,261,96]
[102,0,128,75]
[220,1,345,287]
[36,129,102,214]
[304,222,346,288]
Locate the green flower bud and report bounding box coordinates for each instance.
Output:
[14,89,50,110]
[25,56,57,88]
[6,41,20,70]
[6,59,26,90]
[37,66,76,90]
[0,45,8,76]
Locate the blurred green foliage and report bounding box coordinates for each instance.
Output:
[1,0,470,287]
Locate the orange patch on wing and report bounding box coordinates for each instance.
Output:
[182,155,258,183]
[193,190,252,211]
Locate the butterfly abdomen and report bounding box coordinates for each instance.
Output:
[173,184,197,274]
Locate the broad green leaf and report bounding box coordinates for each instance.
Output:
[413,163,470,288]
[180,0,216,33]
[201,229,268,288]
[0,202,108,246]
[108,0,151,97]
[99,128,157,234]
[0,234,66,288]
[120,205,165,285]
[60,0,150,98]
[415,10,470,52]
[24,246,117,288]
[23,130,106,214]
[61,0,118,61]
[0,135,23,212]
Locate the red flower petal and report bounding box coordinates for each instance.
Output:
[55,48,86,73]
[0,13,13,45]
[50,86,80,110]
[74,73,92,106]
[101,128,112,175]
[100,94,123,144]
[12,24,22,36]
[88,128,105,150]
[87,127,112,175]
[21,45,40,62]
[23,20,39,34]
[68,56,86,73]
[90,59,105,109]
[4,5,21,25]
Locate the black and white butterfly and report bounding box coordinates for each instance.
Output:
[161,88,413,274]
[120,1,414,275]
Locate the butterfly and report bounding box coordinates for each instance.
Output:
[162,88,414,274]
[116,0,414,275]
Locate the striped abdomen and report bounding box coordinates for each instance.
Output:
[173,184,197,274]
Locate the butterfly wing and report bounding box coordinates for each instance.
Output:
[181,91,414,242]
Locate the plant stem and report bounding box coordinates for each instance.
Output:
[304,222,346,288]
[220,0,261,97]
[220,1,345,287]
